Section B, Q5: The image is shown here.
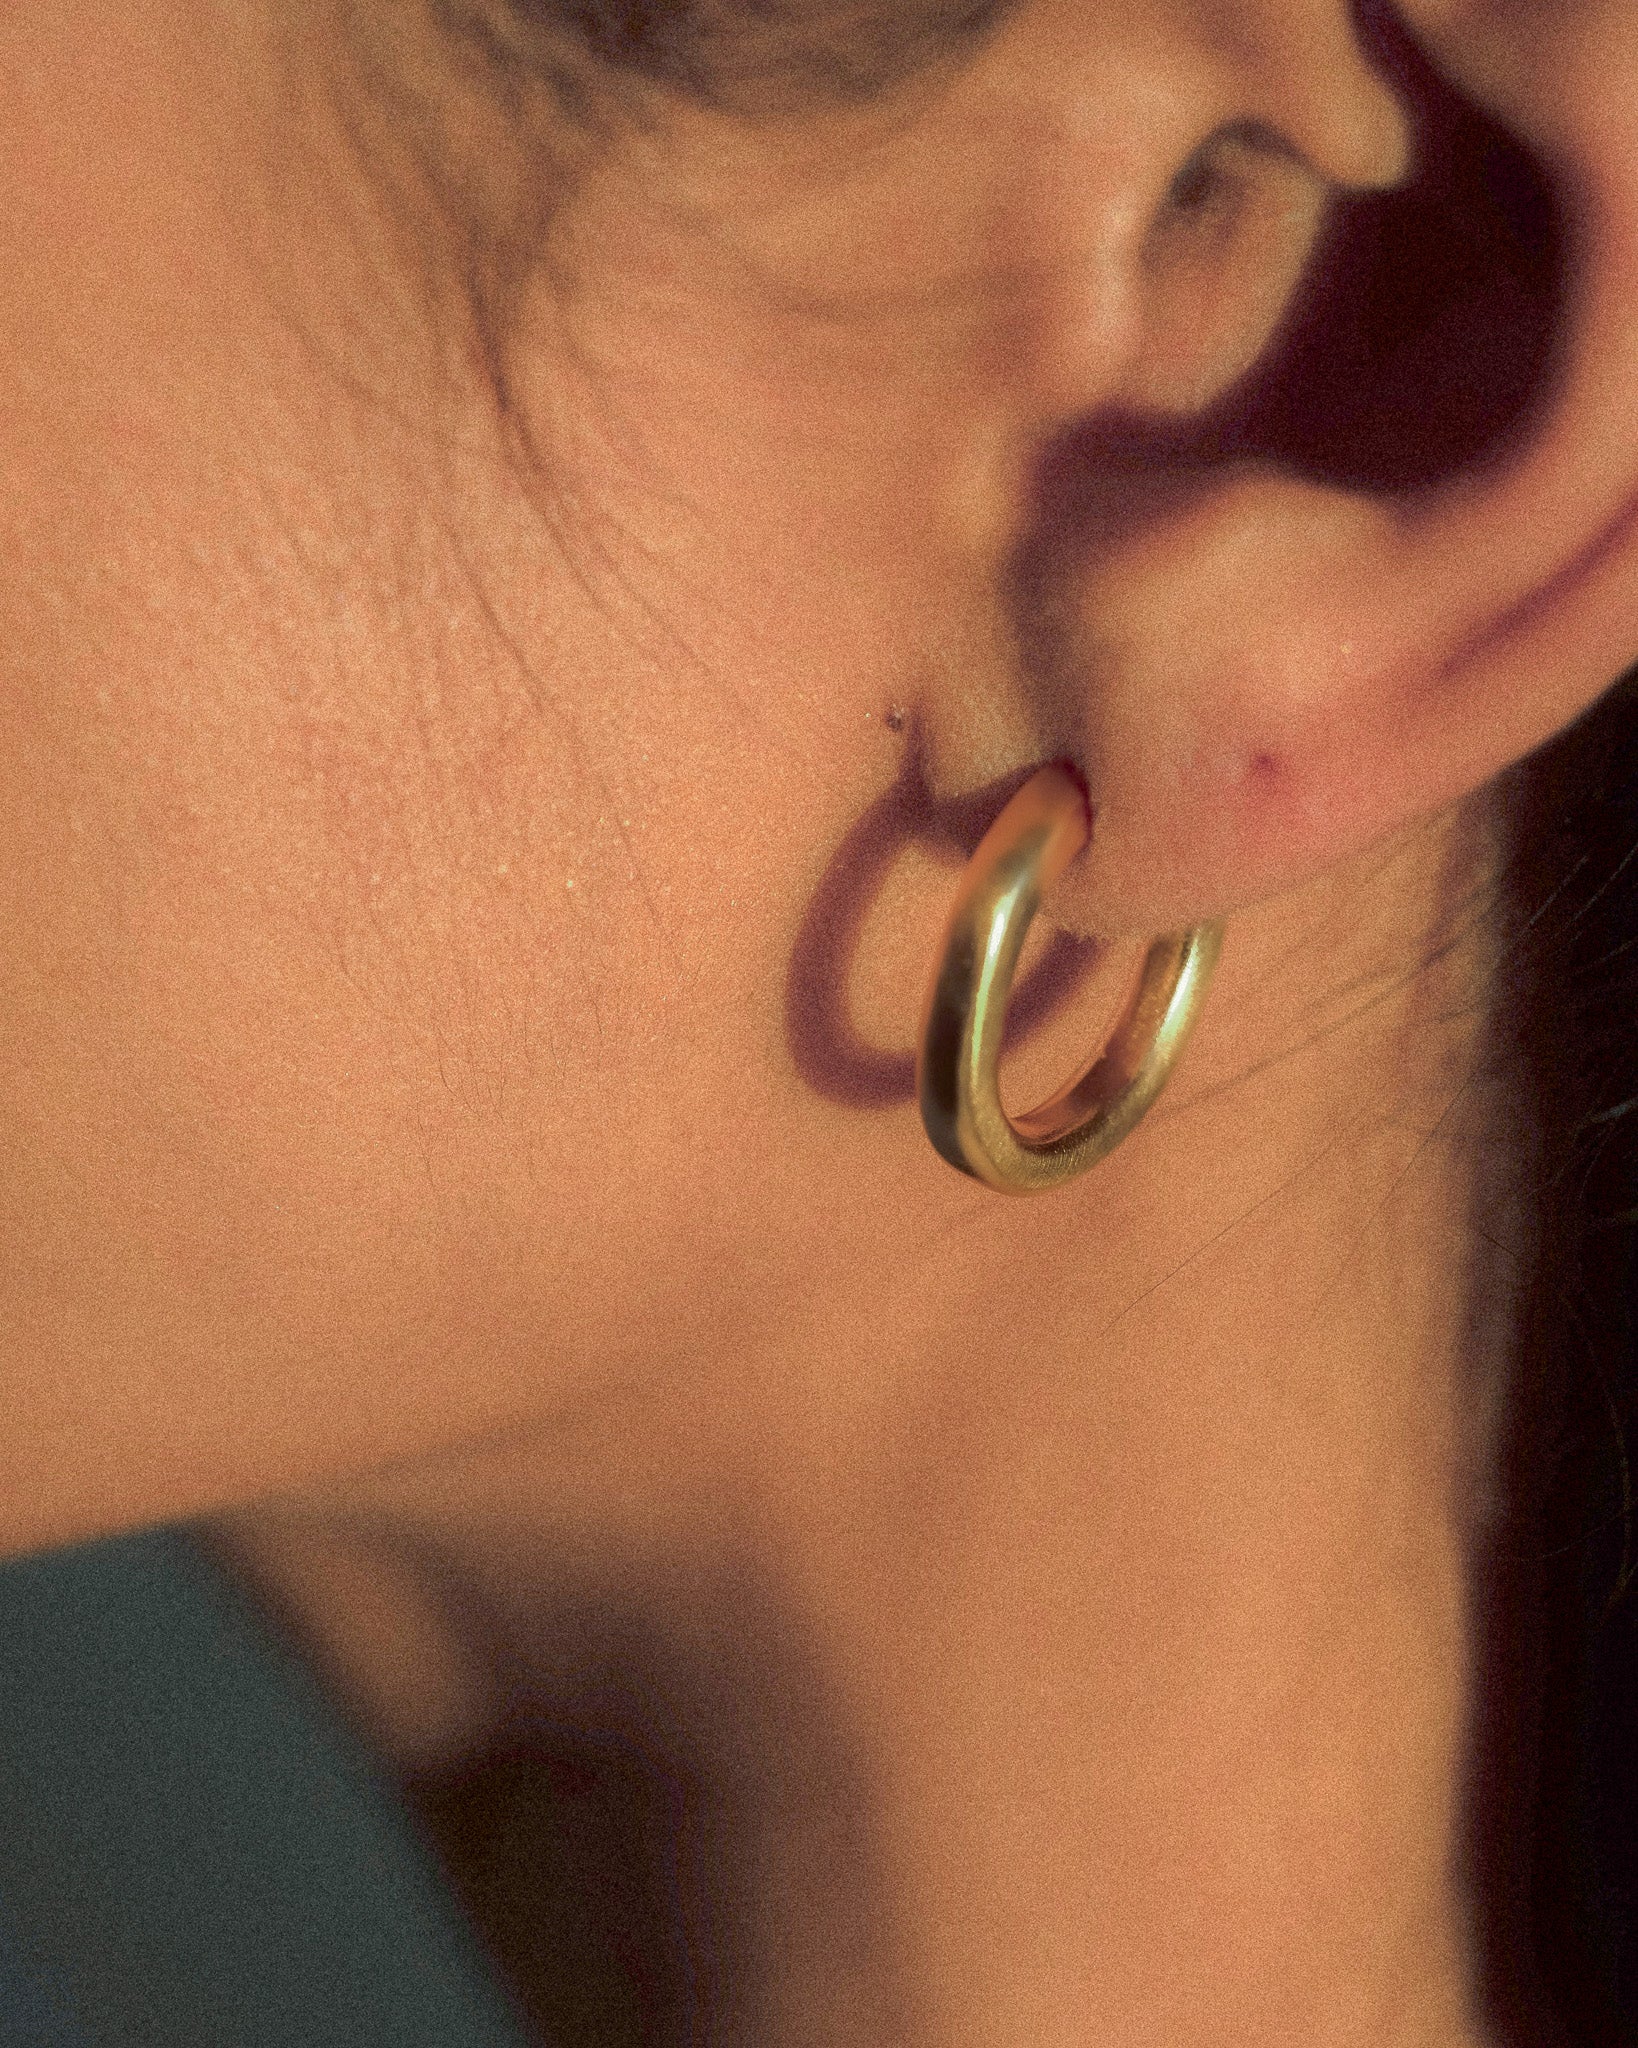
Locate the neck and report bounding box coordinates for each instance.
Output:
[214,797,1506,2048]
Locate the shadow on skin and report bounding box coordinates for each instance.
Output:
[382,1533,905,2048]
[783,716,1103,1110]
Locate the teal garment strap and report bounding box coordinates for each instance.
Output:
[0,1527,537,2048]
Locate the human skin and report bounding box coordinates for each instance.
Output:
[1,0,1635,2040]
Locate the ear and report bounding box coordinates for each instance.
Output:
[930,0,1638,940]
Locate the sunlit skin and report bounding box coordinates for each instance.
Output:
[2,0,1636,2041]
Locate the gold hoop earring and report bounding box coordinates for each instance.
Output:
[917,763,1222,1194]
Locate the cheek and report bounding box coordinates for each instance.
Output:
[0,437,674,1543]
[0,0,1010,1549]
[0,387,951,1552]
[1,603,419,1363]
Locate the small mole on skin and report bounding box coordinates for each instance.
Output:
[884,705,907,733]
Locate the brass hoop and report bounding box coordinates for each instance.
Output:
[916,763,1222,1194]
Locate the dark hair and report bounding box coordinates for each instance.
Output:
[1460,674,1638,2048]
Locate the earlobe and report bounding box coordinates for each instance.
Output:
[986,0,1638,942]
